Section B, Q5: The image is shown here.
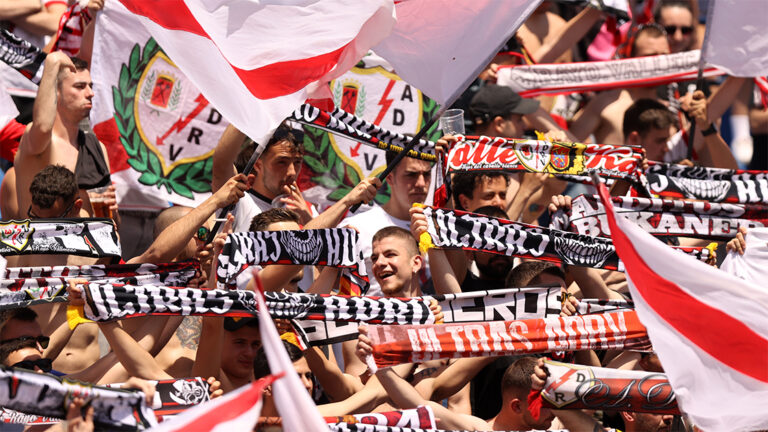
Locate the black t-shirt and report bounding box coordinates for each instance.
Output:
[460,271,506,293]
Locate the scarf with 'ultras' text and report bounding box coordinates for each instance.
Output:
[0,366,156,430]
[216,228,366,290]
[566,194,768,240]
[497,50,723,98]
[366,310,651,368]
[0,218,120,258]
[291,104,436,162]
[417,206,714,272]
[645,162,768,205]
[447,135,642,182]
[534,359,679,415]
[0,261,200,309]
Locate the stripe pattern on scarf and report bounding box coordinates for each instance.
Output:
[216,229,365,289]
[0,219,120,257]
[447,136,642,182]
[539,359,679,414]
[646,162,768,204]
[294,287,564,346]
[291,104,436,161]
[367,310,651,367]
[568,194,768,239]
[497,50,723,97]
[0,366,156,430]
[259,405,436,428]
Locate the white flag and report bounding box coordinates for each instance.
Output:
[703,0,768,77]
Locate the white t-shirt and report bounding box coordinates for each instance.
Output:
[231,191,272,233]
[342,205,425,296]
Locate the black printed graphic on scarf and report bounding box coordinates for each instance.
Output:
[0,366,156,430]
[108,377,211,423]
[293,287,564,347]
[577,298,635,315]
[0,219,120,257]
[291,104,436,161]
[446,135,642,182]
[0,28,46,83]
[216,229,364,289]
[646,162,768,204]
[4,260,199,279]
[568,194,768,240]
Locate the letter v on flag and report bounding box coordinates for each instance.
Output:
[593,174,768,432]
[115,0,395,145]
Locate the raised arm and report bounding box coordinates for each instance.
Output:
[533,6,603,64]
[128,173,251,264]
[0,0,41,19]
[212,124,246,193]
[304,346,363,401]
[10,2,66,36]
[410,205,462,294]
[304,177,380,229]
[22,52,74,156]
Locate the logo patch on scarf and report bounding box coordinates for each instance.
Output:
[0,221,32,252]
[515,141,551,172]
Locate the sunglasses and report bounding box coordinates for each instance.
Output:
[0,335,50,349]
[196,226,210,241]
[664,25,694,35]
[27,199,76,219]
[12,358,53,373]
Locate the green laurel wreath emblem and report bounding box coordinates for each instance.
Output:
[112,39,212,199]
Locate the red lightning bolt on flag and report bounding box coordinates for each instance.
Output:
[351,79,396,157]
[156,94,209,146]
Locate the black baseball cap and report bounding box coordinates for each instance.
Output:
[224,316,259,332]
[469,84,540,123]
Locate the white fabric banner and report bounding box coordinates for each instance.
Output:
[704,0,768,77]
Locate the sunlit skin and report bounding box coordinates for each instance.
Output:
[628,125,675,162]
[252,141,303,199]
[293,357,314,394]
[0,319,44,353]
[57,69,94,124]
[371,236,423,298]
[4,347,45,372]
[658,6,695,53]
[633,34,671,58]
[221,326,261,380]
[459,176,508,212]
[383,158,432,220]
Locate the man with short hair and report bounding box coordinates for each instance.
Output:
[14,51,111,220]
[451,172,509,212]
[622,98,677,162]
[370,226,424,298]
[27,163,81,220]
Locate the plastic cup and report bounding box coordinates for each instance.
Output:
[439,109,465,135]
[87,186,112,218]
[271,194,289,208]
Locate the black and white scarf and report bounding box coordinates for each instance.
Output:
[447,135,643,182]
[295,287,564,346]
[4,261,199,279]
[566,194,768,240]
[497,50,723,98]
[0,366,156,430]
[291,104,436,162]
[577,298,634,315]
[216,229,365,289]
[646,162,768,205]
[420,206,714,272]
[0,28,45,84]
[0,219,120,258]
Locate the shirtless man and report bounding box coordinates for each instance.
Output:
[13,51,110,219]
[569,24,671,145]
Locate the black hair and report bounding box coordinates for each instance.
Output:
[249,208,301,232]
[451,172,509,210]
[29,165,78,210]
[253,340,304,380]
[623,98,676,140]
[505,260,565,288]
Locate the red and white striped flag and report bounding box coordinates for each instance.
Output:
[595,177,768,432]
[254,270,327,432]
[373,0,542,105]
[114,0,395,146]
[148,374,280,432]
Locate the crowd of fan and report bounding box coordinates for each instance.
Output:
[0,0,764,431]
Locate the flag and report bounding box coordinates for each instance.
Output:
[373,0,542,104]
[147,374,279,432]
[703,0,768,77]
[595,176,768,432]
[254,270,327,432]
[297,55,441,210]
[115,0,394,147]
[90,4,230,209]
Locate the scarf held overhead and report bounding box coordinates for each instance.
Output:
[447,135,642,182]
[367,310,651,367]
[0,366,156,430]
[645,162,768,204]
[258,405,436,428]
[291,104,436,162]
[216,229,365,289]
[497,50,723,98]
[0,219,120,258]
[537,360,679,414]
[568,194,768,239]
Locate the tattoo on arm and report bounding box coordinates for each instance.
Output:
[175,316,202,350]
[529,203,541,213]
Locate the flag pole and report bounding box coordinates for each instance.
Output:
[687,1,716,160]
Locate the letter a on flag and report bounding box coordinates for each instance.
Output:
[594,175,768,432]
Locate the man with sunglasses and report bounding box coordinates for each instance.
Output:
[655,0,697,54]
